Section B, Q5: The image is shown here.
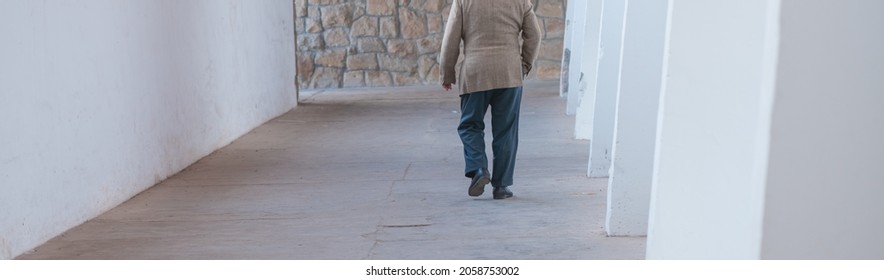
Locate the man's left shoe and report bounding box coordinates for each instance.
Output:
[468,169,491,197]
[493,186,514,199]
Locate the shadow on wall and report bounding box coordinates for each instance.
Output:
[294,0,566,89]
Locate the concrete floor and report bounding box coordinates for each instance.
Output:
[17,82,645,260]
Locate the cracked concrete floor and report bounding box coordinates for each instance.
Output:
[17,82,645,260]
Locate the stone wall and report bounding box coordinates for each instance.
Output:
[294,0,566,89]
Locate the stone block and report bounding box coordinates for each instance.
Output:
[441,5,450,21]
[357,38,387,53]
[418,55,437,79]
[417,0,445,13]
[539,39,563,61]
[393,72,422,86]
[427,13,443,34]
[366,71,393,87]
[295,0,308,18]
[535,0,564,18]
[297,53,315,85]
[379,54,417,73]
[353,5,366,20]
[367,0,397,16]
[324,28,350,47]
[417,35,442,54]
[297,34,325,51]
[399,8,427,39]
[320,4,353,28]
[306,17,323,33]
[534,60,562,80]
[426,64,440,84]
[343,71,366,87]
[544,17,565,39]
[296,18,306,34]
[315,49,347,68]
[380,17,399,38]
[387,39,417,58]
[409,0,427,10]
[347,54,379,70]
[308,6,320,18]
[351,16,379,37]
[311,67,343,88]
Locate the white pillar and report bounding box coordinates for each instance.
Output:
[645,0,780,259]
[587,0,626,177]
[559,0,577,98]
[605,0,668,237]
[646,0,884,260]
[760,0,884,259]
[572,0,604,140]
[563,0,588,115]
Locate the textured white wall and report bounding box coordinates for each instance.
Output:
[0,0,296,259]
[605,0,668,237]
[645,0,779,259]
[761,0,884,259]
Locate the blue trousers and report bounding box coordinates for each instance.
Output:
[458,86,522,188]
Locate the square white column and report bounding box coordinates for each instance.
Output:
[572,0,604,140]
[645,0,780,259]
[605,0,669,237]
[761,0,884,259]
[563,0,588,116]
[588,0,627,177]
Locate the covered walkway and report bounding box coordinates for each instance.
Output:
[18,82,644,260]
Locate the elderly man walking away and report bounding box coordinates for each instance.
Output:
[440,0,542,199]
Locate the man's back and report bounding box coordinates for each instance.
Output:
[460,0,526,54]
[440,0,541,95]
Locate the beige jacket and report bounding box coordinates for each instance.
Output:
[440,0,542,95]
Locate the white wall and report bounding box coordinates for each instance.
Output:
[605,0,668,237]
[761,0,884,259]
[0,0,296,259]
[587,0,626,177]
[645,0,779,259]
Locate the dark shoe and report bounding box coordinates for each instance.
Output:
[468,169,490,197]
[493,186,514,199]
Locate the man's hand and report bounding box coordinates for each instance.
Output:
[442,83,453,91]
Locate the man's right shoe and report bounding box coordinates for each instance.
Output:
[493,186,514,199]
[468,169,490,197]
